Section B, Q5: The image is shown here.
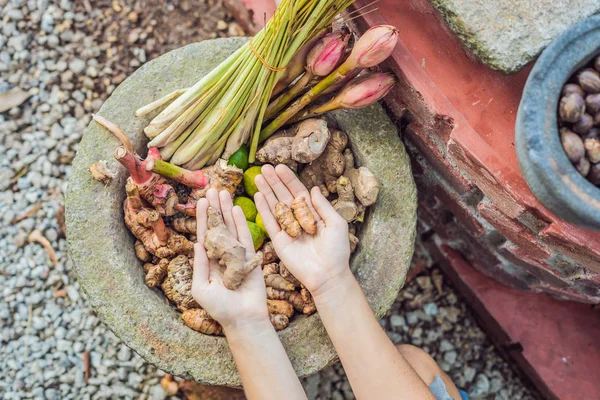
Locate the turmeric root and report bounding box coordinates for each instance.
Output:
[172,217,196,234]
[204,207,263,290]
[343,149,380,206]
[279,262,300,287]
[88,160,114,184]
[287,291,306,313]
[300,288,317,315]
[332,176,358,222]
[134,240,151,262]
[299,129,348,196]
[275,202,302,238]
[163,255,199,311]
[144,258,169,287]
[260,242,279,265]
[262,263,279,277]
[291,197,317,234]
[174,160,243,216]
[269,313,289,331]
[182,309,222,335]
[266,287,289,300]
[265,274,295,291]
[267,299,294,318]
[256,119,330,165]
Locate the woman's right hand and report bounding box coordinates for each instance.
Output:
[254,164,352,297]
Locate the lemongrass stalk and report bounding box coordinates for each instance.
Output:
[135,88,187,118]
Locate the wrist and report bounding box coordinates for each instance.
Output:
[311,267,357,308]
[222,316,273,340]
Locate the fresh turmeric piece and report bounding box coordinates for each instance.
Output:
[265,274,295,291]
[300,288,317,315]
[134,240,151,262]
[262,263,279,277]
[299,129,348,196]
[267,299,294,318]
[144,258,169,287]
[163,256,199,311]
[279,261,300,287]
[274,202,302,238]
[172,217,197,234]
[260,242,279,265]
[182,309,222,335]
[332,176,358,222]
[291,197,317,234]
[343,149,380,206]
[204,207,263,290]
[269,313,289,331]
[266,287,289,300]
[287,291,306,313]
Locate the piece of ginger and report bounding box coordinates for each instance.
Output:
[267,299,294,318]
[144,258,169,287]
[291,197,317,234]
[332,176,358,222]
[274,202,302,238]
[343,149,380,207]
[182,309,222,335]
[204,207,263,290]
[260,242,278,265]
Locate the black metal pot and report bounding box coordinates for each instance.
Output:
[516,15,600,230]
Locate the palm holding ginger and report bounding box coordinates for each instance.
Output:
[191,188,268,331]
[254,164,351,296]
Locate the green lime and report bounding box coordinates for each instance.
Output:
[255,213,268,238]
[247,221,265,250]
[233,196,257,222]
[243,166,262,197]
[227,145,250,171]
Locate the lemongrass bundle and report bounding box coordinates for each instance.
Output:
[138,0,355,169]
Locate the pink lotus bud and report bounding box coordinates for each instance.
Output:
[334,72,396,109]
[306,30,351,77]
[346,25,398,68]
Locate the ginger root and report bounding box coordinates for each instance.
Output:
[269,313,289,331]
[172,217,196,234]
[265,274,295,291]
[267,299,294,318]
[134,240,151,262]
[182,309,222,335]
[204,207,263,290]
[343,149,380,206]
[262,263,279,277]
[163,255,199,311]
[256,119,330,166]
[279,261,300,287]
[275,202,302,238]
[88,160,114,184]
[299,129,348,196]
[332,176,358,222]
[144,258,169,287]
[291,197,317,234]
[260,242,279,265]
[175,160,243,216]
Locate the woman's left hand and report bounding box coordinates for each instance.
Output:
[191,188,269,333]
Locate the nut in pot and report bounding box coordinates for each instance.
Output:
[559,92,585,123]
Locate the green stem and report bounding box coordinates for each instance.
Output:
[260,61,356,141]
[265,71,313,119]
[146,159,209,188]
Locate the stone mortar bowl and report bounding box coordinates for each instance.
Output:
[516,15,600,230]
[66,38,417,386]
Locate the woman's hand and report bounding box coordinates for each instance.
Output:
[191,188,269,333]
[254,164,351,297]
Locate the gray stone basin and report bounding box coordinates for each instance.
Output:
[66,38,417,386]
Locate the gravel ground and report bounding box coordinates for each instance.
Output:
[0,1,537,399]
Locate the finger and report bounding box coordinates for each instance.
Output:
[196,198,209,240]
[191,243,210,293]
[311,186,344,226]
[233,206,255,258]
[219,190,237,237]
[205,188,221,214]
[261,164,294,205]
[255,174,278,214]
[275,164,321,223]
[254,192,282,236]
